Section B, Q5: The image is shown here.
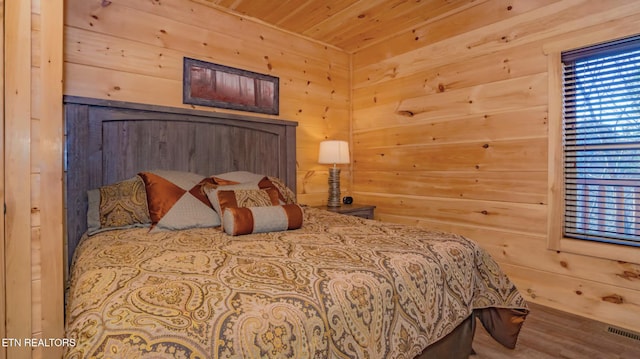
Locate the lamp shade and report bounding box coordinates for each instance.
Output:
[318,140,350,164]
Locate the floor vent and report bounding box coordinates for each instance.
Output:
[607,326,640,342]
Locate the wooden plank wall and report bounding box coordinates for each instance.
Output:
[3,1,349,358]
[38,1,65,358]
[63,0,351,205]
[11,1,640,357]
[351,0,640,333]
[5,0,33,358]
[4,0,65,358]
[0,1,5,358]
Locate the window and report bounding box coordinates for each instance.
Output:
[560,35,640,247]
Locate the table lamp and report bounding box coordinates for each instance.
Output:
[318,140,350,207]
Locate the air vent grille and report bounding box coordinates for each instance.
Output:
[607,326,640,342]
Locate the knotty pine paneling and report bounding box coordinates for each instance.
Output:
[352,73,547,131]
[354,170,546,204]
[357,193,546,235]
[111,0,347,63]
[21,0,66,357]
[0,1,5,357]
[394,74,547,121]
[223,0,356,33]
[354,138,547,172]
[353,107,547,149]
[352,41,547,106]
[354,1,640,71]
[353,0,560,68]
[64,63,349,122]
[30,14,40,67]
[502,263,640,332]
[64,28,350,93]
[64,0,351,208]
[5,0,33,357]
[294,0,466,52]
[352,0,640,333]
[65,0,350,82]
[10,1,640,355]
[39,0,67,352]
[5,1,349,357]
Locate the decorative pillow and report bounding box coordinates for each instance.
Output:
[266,176,297,204]
[213,171,267,184]
[138,170,224,231]
[207,186,281,218]
[86,176,151,235]
[198,176,240,195]
[214,171,296,205]
[222,204,304,236]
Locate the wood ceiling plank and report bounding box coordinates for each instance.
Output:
[206,0,240,9]
[232,0,295,20]
[300,0,388,40]
[333,0,476,51]
[274,0,359,33]
[194,0,481,52]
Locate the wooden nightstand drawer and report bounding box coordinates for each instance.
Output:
[315,204,376,219]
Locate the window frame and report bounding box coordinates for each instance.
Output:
[546,35,640,263]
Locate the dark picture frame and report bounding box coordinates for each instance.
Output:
[183,57,279,115]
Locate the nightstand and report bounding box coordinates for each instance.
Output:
[316,204,376,219]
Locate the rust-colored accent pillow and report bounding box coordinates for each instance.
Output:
[222,204,304,236]
[138,171,234,231]
[198,176,240,195]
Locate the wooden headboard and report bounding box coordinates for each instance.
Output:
[64,96,297,268]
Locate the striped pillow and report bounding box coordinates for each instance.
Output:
[222,204,304,236]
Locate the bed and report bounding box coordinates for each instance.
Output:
[63,96,528,359]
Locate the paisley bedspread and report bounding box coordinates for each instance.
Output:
[65,207,527,359]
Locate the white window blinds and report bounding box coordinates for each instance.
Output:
[562,35,640,247]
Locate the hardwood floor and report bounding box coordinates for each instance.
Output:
[472,303,640,359]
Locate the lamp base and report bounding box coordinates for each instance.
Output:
[327,167,341,207]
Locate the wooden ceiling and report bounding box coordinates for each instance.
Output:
[193,0,475,53]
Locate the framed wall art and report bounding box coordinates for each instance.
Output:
[183,57,279,115]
